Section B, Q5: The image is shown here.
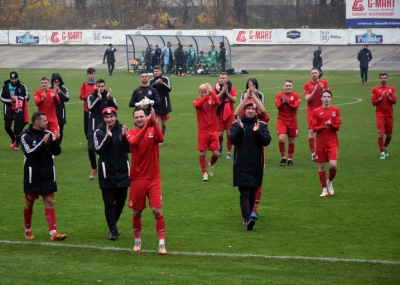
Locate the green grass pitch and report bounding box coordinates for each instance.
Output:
[0,68,399,284]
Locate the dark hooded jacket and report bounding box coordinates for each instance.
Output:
[219,42,226,63]
[87,90,118,138]
[49,73,69,125]
[0,78,29,121]
[103,45,117,63]
[93,120,130,189]
[174,45,185,65]
[230,114,271,188]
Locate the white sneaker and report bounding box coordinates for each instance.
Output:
[203,173,208,181]
[380,152,386,159]
[327,180,334,195]
[320,188,328,198]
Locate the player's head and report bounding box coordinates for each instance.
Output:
[310,68,319,80]
[87,68,96,81]
[283,80,293,93]
[133,107,146,129]
[153,65,162,77]
[379,72,388,86]
[321,89,332,98]
[200,51,204,56]
[364,45,368,49]
[198,84,209,97]
[321,90,332,106]
[40,77,49,89]
[10,71,18,85]
[102,107,117,127]
[244,100,256,119]
[318,46,322,51]
[211,44,215,49]
[96,78,106,93]
[140,72,149,85]
[246,78,258,90]
[31,112,47,130]
[219,72,229,84]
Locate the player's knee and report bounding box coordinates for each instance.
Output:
[152,207,163,217]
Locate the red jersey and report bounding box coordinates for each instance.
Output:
[371,85,396,117]
[80,81,96,112]
[34,88,60,123]
[214,83,237,120]
[303,80,329,111]
[126,119,164,180]
[193,91,221,133]
[275,91,301,121]
[312,105,341,148]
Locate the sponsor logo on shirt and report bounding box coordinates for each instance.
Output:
[148,132,154,138]
[332,111,336,117]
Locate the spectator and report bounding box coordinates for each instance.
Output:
[0,71,29,150]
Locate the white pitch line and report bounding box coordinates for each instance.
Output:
[1,240,399,265]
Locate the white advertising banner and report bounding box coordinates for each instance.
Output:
[232,29,275,45]
[9,30,47,45]
[275,29,312,44]
[47,30,86,44]
[311,29,349,45]
[391,28,400,43]
[86,30,122,45]
[348,28,393,44]
[346,0,400,27]
[0,30,8,44]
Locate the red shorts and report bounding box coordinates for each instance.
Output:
[197,131,219,151]
[129,179,162,210]
[306,108,315,129]
[218,114,234,131]
[47,120,60,133]
[376,116,393,136]
[155,113,169,121]
[314,146,338,163]
[25,192,54,201]
[276,119,298,137]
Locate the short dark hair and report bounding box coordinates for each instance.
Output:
[153,65,162,71]
[40,76,49,82]
[379,72,388,78]
[284,80,293,84]
[31,112,46,123]
[220,72,228,76]
[133,107,146,116]
[96,78,105,85]
[321,89,332,98]
[87,67,95,74]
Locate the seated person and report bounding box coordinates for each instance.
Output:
[138,50,146,70]
[195,51,208,72]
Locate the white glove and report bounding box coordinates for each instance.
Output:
[135,96,154,108]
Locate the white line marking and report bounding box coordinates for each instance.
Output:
[1,240,399,265]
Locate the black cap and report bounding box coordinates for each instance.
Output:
[10,71,18,79]
[109,43,112,47]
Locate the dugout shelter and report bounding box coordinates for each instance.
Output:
[125,34,231,72]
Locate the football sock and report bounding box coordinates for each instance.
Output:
[329,168,337,182]
[227,135,232,153]
[378,137,385,152]
[159,239,165,245]
[384,136,392,147]
[253,187,262,211]
[210,154,218,166]
[199,155,207,173]
[45,208,57,231]
[24,207,33,230]
[308,138,315,153]
[318,170,327,188]
[279,141,286,158]
[155,215,166,240]
[288,142,295,159]
[133,215,142,239]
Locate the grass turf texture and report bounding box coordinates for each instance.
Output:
[0,68,399,284]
